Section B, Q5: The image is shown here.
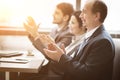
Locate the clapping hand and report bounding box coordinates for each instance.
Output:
[38,34,55,47]
[44,43,65,62]
[24,16,39,38]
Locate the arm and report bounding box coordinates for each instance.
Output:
[50,27,73,47]
[56,33,73,47]
[59,39,114,79]
[28,35,45,54]
[24,16,55,59]
[24,16,39,38]
[28,35,52,60]
[44,39,114,79]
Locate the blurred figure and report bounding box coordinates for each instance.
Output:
[19,2,74,80]
[24,2,74,57]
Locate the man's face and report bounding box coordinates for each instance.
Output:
[80,1,96,29]
[52,7,64,24]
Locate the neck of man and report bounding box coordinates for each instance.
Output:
[87,22,102,32]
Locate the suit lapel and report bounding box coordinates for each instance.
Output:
[54,26,68,42]
[74,25,105,61]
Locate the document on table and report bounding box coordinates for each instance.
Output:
[0,51,22,57]
[0,58,29,64]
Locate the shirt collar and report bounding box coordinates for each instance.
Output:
[75,33,85,40]
[85,26,99,39]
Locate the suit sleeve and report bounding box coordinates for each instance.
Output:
[58,39,114,79]
[56,33,73,47]
[50,27,73,48]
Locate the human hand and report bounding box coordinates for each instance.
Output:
[39,34,55,47]
[43,43,65,62]
[23,16,39,38]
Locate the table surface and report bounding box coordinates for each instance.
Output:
[0,50,46,73]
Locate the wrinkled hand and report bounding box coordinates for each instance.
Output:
[44,43,65,62]
[24,16,39,38]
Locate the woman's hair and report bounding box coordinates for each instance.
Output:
[72,10,82,27]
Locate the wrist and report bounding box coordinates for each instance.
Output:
[32,32,39,39]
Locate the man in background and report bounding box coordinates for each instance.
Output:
[19,2,74,80]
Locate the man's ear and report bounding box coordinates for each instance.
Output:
[95,12,100,21]
[63,15,69,22]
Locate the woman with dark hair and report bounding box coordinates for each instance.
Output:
[65,10,86,56]
[46,10,86,78]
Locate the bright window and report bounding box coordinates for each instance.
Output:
[0,0,75,29]
[0,0,119,32]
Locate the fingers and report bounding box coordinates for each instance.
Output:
[51,43,62,52]
[43,48,56,56]
[47,35,54,43]
[48,43,56,50]
[23,22,27,29]
[43,44,64,62]
[23,22,31,32]
[46,43,60,51]
[27,16,34,22]
[43,35,54,44]
[39,34,55,45]
[23,21,33,31]
[27,16,35,25]
[25,16,37,28]
[43,48,51,57]
[23,16,39,37]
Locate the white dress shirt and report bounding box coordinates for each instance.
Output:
[65,34,85,57]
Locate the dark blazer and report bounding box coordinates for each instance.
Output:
[28,26,73,58]
[58,25,115,80]
[50,26,73,47]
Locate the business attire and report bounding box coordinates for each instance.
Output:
[66,34,85,56]
[58,25,115,80]
[20,25,115,80]
[50,26,73,47]
[47,34,85,76]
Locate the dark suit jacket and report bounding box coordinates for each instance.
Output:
[50,26,73,47]
[57,25,115,80]
[28,26,73,59]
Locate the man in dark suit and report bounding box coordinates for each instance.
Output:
[44,0,115,80]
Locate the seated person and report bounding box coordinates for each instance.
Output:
[65,10,86,56]
[24,2,74,51]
